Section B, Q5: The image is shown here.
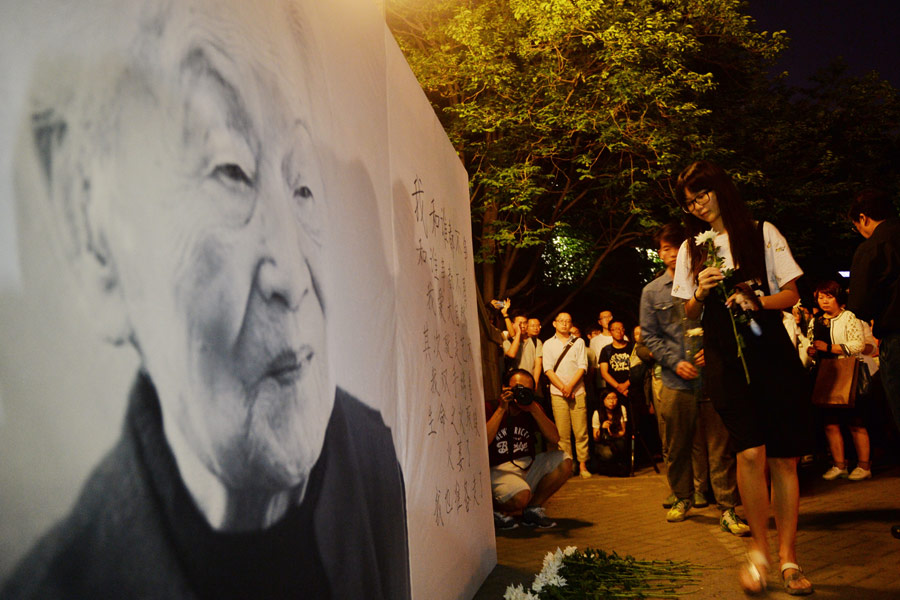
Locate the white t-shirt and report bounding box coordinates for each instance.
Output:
[860,320,879,375]
[672,221,803,300]
[543,335,588,396]
[588,333,612,368]
[591,405,628,432]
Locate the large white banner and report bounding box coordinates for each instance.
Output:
[0,1,494,599]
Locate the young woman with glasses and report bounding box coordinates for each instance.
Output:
[671,161,814,596]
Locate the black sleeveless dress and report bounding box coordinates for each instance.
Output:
[701,222,814,457]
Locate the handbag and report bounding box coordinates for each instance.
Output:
[856,359,872,398]
[810,358,858,407]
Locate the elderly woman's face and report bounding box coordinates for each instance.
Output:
[99,37,333,491]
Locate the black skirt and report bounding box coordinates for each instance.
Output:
[702,287,814,457]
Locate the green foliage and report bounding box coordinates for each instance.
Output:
[388,0,786,307]
[736,61,900,278]
[388,0,900,317]
[540,224,597,288]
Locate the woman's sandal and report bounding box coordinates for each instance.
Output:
[781,563,814,596]
[739,549,769,595]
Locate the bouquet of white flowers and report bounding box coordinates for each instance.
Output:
[504,546,701,599]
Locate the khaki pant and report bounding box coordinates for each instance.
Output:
[658,382,738,508]
[551,393,589,463]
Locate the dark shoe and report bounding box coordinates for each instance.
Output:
[892,524,900,539]
[693,491,709,508]
[493,511,518,530]
[521,506,557,528]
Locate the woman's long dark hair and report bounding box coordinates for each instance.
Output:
[601,391,625,435]
[675,161,765,282]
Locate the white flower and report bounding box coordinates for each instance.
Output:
[532,571,566,593]
[504,583,539,600]
[541,549,563,573]
[686,327,704,337]
[503,583,539,600]
[694,229,718,246]
[563,546,578,556]
[531,547,570,593]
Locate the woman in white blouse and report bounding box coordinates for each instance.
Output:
[673,161,813,596]
[807,280,872,481]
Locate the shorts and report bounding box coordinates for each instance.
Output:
[490,450,567,504]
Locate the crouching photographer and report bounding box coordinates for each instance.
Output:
[486,369,573,530]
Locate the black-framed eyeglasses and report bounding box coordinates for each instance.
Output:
[680,189,712,214]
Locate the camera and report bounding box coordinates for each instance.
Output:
[511,384,534,406]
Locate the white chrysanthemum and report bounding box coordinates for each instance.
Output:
[504,583,539,600]
[532,571,567,593]
[686,327,704,337]
[547,574,566,588]
[541,550,563,573]
[694,229,718,246]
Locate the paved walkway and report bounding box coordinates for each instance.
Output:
[474,460,900,599]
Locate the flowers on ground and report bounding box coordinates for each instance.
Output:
[504,546,702,599]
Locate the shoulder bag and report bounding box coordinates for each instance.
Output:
[810,358,859,407]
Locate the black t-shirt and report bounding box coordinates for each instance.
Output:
[486,402,535,467]
[599,341,635,384]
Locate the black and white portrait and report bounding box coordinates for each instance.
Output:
[0,0,412,597]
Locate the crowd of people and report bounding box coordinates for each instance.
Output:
[483,161,900,596]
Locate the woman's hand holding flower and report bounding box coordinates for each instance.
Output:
[696,266,724,300]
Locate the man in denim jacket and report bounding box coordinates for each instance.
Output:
[640,224,748,535]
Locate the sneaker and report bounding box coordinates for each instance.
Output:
[666,498,693,522]
[522,506,557,529]
[662,493,677,509]
[493,511,518,530]
[720,508,751,536]
[848,467,872,481]
[579,468,593,479]
[822,465,849,481]
[693,491,709,508]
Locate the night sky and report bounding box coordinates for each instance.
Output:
[747,0,900,88]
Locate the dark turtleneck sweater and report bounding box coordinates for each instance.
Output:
[2,373,410,599]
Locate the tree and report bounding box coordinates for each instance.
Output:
[737,62,900,287]
[387,0,786,393]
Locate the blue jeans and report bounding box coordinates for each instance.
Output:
[880,333,900,434]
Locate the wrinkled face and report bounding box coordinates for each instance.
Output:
[816,292,840,316]
[658,241,679,271]
[610,322,626,342]
[99,19,333,492]
[554,313,572,336]
[603,392,618,411]
[685,188,720,225]
[526,318,541,338]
